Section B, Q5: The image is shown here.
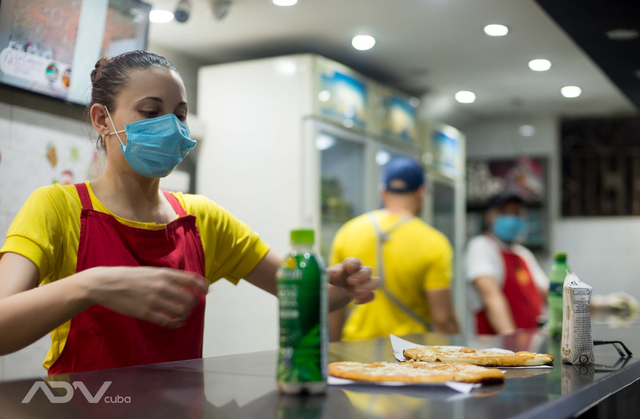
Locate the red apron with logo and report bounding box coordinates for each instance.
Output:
[476,247,542,335]
[48,183,206,375]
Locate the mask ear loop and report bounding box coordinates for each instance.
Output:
[104,106,127,151]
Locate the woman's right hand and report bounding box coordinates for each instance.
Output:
[82,266,208,328]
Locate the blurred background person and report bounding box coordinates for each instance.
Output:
[329,158,459,341]
[467,194,548,335]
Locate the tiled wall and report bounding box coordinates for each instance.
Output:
[0,101,102,380]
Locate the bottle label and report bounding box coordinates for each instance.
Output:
[549,282,563,297]
[277,254,327,384]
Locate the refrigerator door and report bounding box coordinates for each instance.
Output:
[307,120,372,260]
[432,180,457,246]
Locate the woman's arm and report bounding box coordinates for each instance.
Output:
[474,275,516,334]
[0,253,207,356]
[244,251,379,312]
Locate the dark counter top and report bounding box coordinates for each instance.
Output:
[0,325,638,419]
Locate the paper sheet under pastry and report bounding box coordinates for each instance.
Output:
[390,335,553,369]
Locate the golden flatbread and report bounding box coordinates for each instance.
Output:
[403,346,554,367]
[328,361,505,384]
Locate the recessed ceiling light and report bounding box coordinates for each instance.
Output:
[149,10,174,23]
[519,125,535,137]
[273,0,298,6]
[352,35,376,51]
[484,24,509,37]
[606,29,639,41]
[455,91,476,104]
[528,59,552,71]
[561,86,582,98]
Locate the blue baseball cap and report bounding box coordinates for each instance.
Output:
[383,157,425,193]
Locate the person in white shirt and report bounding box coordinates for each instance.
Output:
[466,194,548,335]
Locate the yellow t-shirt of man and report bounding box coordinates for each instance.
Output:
[330,210,453,341]
[0,183,270,370]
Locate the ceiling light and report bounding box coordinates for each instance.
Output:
[484,24,509,37]
[561,86,582,98]
[606,29,639,41]
[273,0,297,5]
[409,97,421,107]
[455,91,476,104]
[519,125,535,137]
[352,35,376,51]
[528,59,552,71]
[149,10,174,23]
[318,90,331,102]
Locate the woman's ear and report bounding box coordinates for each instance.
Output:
[90,104,110,138]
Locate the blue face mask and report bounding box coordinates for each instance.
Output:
[105,107,196,178]
[493,215,527,243]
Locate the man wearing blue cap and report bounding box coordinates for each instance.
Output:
[329,158,459,341]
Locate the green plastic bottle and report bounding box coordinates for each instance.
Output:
[276,229,328,395]
[548,253,569,338]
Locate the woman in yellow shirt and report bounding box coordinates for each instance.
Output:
[0,51,377,374]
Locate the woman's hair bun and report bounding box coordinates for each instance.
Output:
[90,56,112,84]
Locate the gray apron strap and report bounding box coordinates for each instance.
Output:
[367,212,431,330]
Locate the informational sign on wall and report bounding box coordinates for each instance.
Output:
[381,94,418,145]
[0,0,150,105]
[432,130,460,179]
[317,70,367,129]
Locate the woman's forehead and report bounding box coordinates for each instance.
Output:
[118,67,187,103]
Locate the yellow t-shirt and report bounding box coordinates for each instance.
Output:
[330,210,453,341]
[0,182,270,370]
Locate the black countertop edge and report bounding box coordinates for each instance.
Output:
[514,360,640,419]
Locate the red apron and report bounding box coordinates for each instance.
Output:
[476,244,542,335]
[48,183,206,375]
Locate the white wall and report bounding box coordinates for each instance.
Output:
[197,57,314,358]
[0,101,102,381]
[464,115,640,299]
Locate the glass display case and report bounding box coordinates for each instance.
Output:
[319,132,366,260]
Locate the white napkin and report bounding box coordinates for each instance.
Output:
[390,335,553,369]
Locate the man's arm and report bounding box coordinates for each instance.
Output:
[426,289,459,334]
[474,276,516,334]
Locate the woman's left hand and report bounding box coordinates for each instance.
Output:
[327,258,379,305]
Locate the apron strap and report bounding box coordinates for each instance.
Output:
[367,212,432,330]
[74,183,94,210]
[162,191,187,217]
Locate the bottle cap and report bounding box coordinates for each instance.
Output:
[291,229,315,244]
[554,252,567,260]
